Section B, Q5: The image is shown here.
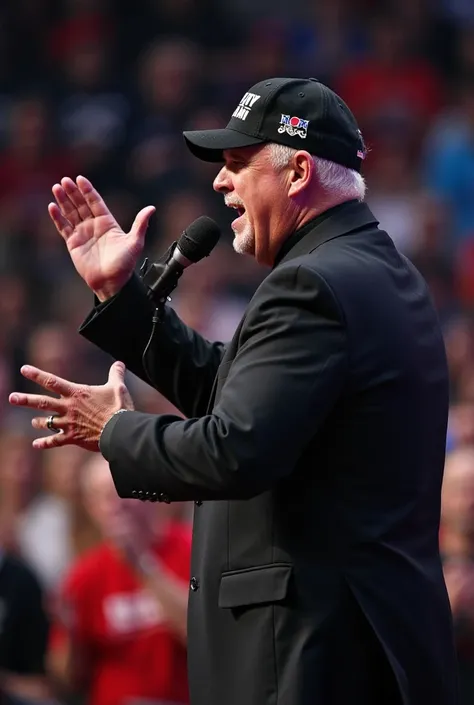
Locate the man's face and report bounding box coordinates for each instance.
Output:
[213,145,295,266]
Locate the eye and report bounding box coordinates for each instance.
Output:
[226,155,246,171]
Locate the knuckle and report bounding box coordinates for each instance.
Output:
[50,433,63,448]
[44,376,57,390]
[71,386,89,401]
[38,397,49,410]
[117,383,128,397]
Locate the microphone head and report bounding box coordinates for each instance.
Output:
[177,216,221,263]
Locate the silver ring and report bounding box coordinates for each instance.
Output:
[46,414,60,433]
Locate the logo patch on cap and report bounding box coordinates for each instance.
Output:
[232,92,261,121]
[278,114,309,139]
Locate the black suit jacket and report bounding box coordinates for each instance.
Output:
[80,200,459,705]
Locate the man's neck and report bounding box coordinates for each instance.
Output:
[293,195,358,233]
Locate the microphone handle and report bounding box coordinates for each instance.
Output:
[140,241,185,307]
[142,259,184,305]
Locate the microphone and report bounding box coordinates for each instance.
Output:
[141,216,221,307]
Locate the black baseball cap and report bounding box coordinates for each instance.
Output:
[183,77,367,172]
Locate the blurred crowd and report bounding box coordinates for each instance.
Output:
[0,0,474,703]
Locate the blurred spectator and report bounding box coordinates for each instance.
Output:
[441,447,474,703]
[365,145,420,256]
[17,446,90,592]
[149,189,216,253]
[285,0,369,83]
[47,0,115,70]
[48,455,190,705]
[172,244,248,341]
[409,194,457,324]
[424,76,474,247]
[54,37,130,189]
[26,322,83,381]
[0,431,38,552]
[443,316,474,402]
[126,38,202,203]
[336,10,443,165]
[0,551,50,705]
[0,97,75,232]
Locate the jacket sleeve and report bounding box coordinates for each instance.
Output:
[100,264,348,501]
[78,274,225,419]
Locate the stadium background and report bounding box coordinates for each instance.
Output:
[1,0,474,703]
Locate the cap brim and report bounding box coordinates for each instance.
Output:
[183,128,264,162]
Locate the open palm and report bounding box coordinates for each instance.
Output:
[48,176,155,300]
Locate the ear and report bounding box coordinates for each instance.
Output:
[287,151,314,198]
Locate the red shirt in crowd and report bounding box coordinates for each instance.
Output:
[50,521,191,705]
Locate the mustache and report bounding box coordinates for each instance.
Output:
[225,197,245,208]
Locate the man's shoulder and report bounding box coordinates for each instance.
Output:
[282,226,411,297]
[252,253,341,309]
[247,226,425,326]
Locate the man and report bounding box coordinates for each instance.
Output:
[48,455,190,705]
[9,77,458,704]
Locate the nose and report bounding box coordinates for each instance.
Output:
[213,165,232,194]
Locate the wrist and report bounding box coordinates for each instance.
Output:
[94,273,134,302]
[94,286,123,303]
[98,408,131,455]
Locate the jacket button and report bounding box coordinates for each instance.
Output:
[195,500,203,506]
[190,577,199,592]
[131,490,137,497]
[150,492,158,502]
[137,490,144,499]
[159,493,171,504]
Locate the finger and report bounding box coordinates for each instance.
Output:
[52,182,83,226]
[48,203,74,240]
[19,365,76,397]
[76,175,113,218]
[32,431,70,450]
[9,392,64,413]
[61,176,93,221]
[108,361,126,384]
[129,206,156,248]
[31,414,67,433]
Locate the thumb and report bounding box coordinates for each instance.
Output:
[129,206,156,247]
[108,360,126,385]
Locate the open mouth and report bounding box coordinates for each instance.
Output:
[227,202,246,217]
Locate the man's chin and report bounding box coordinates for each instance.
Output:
[233,232,255,256]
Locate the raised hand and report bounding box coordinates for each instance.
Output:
[48,176,156,301]
[9,361,134,451]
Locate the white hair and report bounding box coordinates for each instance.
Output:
[267,143,367,202]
